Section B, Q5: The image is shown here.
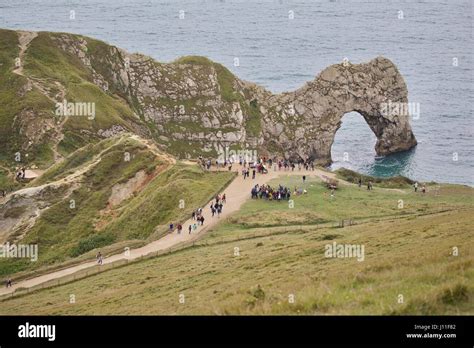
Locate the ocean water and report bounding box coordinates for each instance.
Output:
[0,0,472,185]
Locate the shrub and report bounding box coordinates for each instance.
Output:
[335,168,414,188]
[70,233,116,257]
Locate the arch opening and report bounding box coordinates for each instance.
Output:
[330,111,377,171]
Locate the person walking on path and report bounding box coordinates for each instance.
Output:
[222,193,226,204]
[188,225,192,234]
[303,175,306,183]
[177,224,182,234]
[5,278,12,288]
[414,182,418,192]
[96,251,103,265]
[211,204,215,217]
[252,169,256,179]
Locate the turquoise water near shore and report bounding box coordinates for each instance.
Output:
[0,0,472,185]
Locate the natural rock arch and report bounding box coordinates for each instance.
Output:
[257,56,417,165]
[25,31,416,163]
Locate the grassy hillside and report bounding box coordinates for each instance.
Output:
[1,175,471,314]
[24,31,140,152]
[30,137,120,186]
[0,29,470,316]
[0,28,265,181]
[0,135,235,278]
[208,175,468,238]
[0,28,148,194]
[0,29,55,172]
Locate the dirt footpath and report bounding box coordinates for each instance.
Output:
[0,165,333,296]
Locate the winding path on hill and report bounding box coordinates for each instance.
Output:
[0,135,172,206]
[12,31,37,77]
[0,138,126,206]
[0,165,340,296]
[12,31,69,162]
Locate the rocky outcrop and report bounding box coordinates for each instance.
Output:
[9,30,417,165]
[83,43,416,164]
[256,56,418,164]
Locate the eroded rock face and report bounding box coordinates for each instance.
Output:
[48,33,418,164]
[0,184,69,244]
[122,56,415,164]
[257,56,418,164]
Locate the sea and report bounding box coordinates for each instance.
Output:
[0,0,472,185]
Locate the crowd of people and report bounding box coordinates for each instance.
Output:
[168,193,227,236]
[250,184,292,201]
[199,154,316,173]
[210,193,225,217]
[274,159,315,172]
[3,150,437,292]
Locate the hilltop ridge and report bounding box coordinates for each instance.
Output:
[0,28,416,183]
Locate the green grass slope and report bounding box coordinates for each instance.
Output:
[0,29,55,173]
[0,28,264,181]
[0,135,235,278]
[24,32,140,152]
[0,28,147,192]
[1,175,472,314]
